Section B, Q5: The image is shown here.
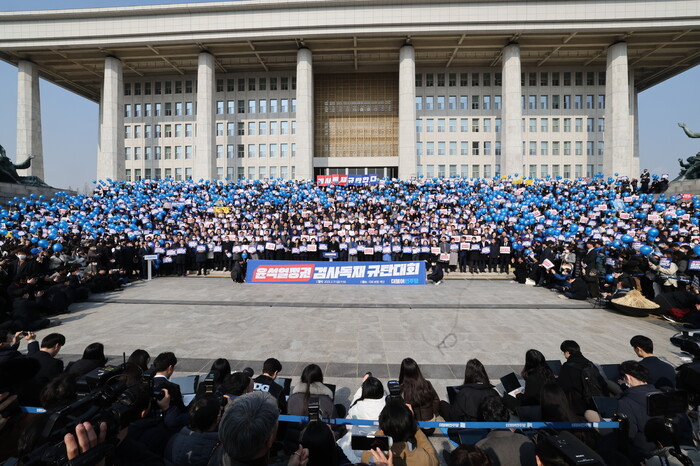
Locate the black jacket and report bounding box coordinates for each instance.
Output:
[27,341,63,383]
[165,427,220,466]
[639,356,676,389]
[557,352,606,415]
[618,384,660,461]
[450,382,499,421]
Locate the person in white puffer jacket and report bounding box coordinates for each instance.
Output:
[337,374,387,463]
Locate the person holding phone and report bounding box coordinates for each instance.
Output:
[360,399,438,466]
[338,374,386,462]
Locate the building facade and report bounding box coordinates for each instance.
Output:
[1,1,699,182]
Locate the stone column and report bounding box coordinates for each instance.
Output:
[398,45,417,180]
[97,56,124,181]
[604,41,632,177]
[296,48,314,181]
[195,52,216,181]
[502,43,523,177]
[630,69,640,177]
[16,60,44,179]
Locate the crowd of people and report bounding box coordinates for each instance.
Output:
[0,171,699,330]
[1,332,697,465]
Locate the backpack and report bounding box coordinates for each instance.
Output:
[580,363,606,401]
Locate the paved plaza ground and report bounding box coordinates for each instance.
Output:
[34,276,684,406]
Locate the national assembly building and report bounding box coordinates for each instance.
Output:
[1,0,699,183]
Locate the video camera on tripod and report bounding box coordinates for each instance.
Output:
[20,358,164,466]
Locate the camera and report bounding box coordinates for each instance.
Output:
[307,397,320,422]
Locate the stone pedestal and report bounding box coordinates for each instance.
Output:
[665,179,700,196]
[0,183,76,205]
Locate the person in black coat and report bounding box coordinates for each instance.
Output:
[629,335,676,389]
[65,342,107,377]
[427,261,444,284]
[557,340,607,416]
[23,332,66,406]
[440,359,499,425]
[563,276,589,300]
[152,351,188,430]
[616,360,660,463]
[230,259,247,283]
[164,394,221,466]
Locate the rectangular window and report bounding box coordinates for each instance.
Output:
[185,102,193,116]
[145,82,152,95]
[483,119,491,132]
[471,96,479,110]
[564,72,572,86]
[134,104,141,117]
[291,121,296,134]
[529,141,537,155]
[495,141,501,156]
[460,142,469,156]
[460,118,468,132]
[238,122,245,136]
[155,125,162,138]
[448,95,457,110]
[437,119,445,133]
[248,144,256,158]
[227,101,235,114]
[259,121,267,135]
[164,146,172,159]
[471,119,479,132]
[438,142,446,156]
[540,118,548,132]
[598,118,605,132]
[175,146,183,159]
[185,124,192,137]
[124,104,132,118]
[247,167,255,180]
[124,83,131,95]
[281,121,289,134]
[437,96,445,110]
[586,72,595,86]
[269,77,278,90]
[426,142,434,156]
[237,144,245,158]
[563,95,571,109]
[260,99,267,113]
[472,165,480,178]
[540,141,549,156]
[586,95,594,109]
[575,118,583,133]
[472,141,479,155]
[598,142,604,156]
[551,72,560,86]
[484,141,492,156]
[291,144,296,157]
[185,80,193,93]
[134,82,142,95]
[248,100,256,113]
[495,118,502,133]
[269,144,278,158]
[541,164,549,177]
[145,147,152,160]
[238,100,245,113]
[270,99,278,113]
[426,119,434,133]
[415,97,423,111]
[425,73,434,87]
[415,73,423,87]
[449,141,457,156]
[227,144,235,158]
[216,123,223,136]
[155,82,162,95]
[587,118,594,132]
[575,95,582,109]
[291,99,297,112]
[185,145,193,159]
[540,72,548,86]
[529,118,537,132]
[124,125,132,139]
[165,102,172,116]
[437,73,445,87]
[415,119,422,133]
[145,103,152,117]
[563,164,571,178]
[416,142,423,156]
[216,79,224,92]
[540,95,548,110]
[552,142,560,156]
[174,124,182,137]
[227,122,235,137]
[164,124,172,137]
[564,141,571,156]
[449,119,457,132]
[587,141,594,156]
[483,95,491,110]
[280,143,288,158]
[552,118,560,132]
[259,144,267,158]
[426,97,434,110]
[528,95,536,110]
[165,81,172,94]
[598,95,605,109]
[575,141,583,156]
[281,99,289,112]
[248,122,256,135]
[125,169,131,181]
[155,146,162,160]
[564,118,571,132]
[124,147,131,160]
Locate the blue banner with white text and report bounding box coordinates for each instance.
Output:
[245,260,426,285]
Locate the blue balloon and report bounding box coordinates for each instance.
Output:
[605,274,614,284]
[52,243,63,252]
[38,239,49,248]
[639,245,653,256]
[694,245,700,257]
[647,228,659,237]
[621,234,633,243]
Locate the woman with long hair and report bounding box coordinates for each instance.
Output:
[286,364,343,454]
[520,349,555,406]
[196,358,231,395]
[540,382,596,447]
[448,359,499,422]
[399,358,440,435]
[301,421,352,466]
[65,342,107,377]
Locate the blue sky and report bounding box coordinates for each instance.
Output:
[0,0,698,191]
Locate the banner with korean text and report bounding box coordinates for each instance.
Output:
[245,260,426,285]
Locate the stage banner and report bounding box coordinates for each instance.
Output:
[246,260,426,285]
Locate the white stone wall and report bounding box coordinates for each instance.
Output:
[122,72,298,181]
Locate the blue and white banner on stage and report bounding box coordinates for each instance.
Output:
[246,260,426,285]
